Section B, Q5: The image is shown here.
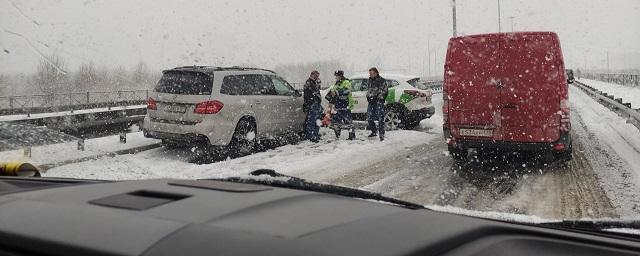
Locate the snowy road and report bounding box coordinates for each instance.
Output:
[43,86,640,220]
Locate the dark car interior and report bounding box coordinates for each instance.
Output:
[0,176,638,256]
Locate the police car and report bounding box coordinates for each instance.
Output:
[321,74,435,130]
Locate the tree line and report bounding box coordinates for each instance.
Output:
[0,54,159,97]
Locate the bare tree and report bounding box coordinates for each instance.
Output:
[274,60,345,89]
[31,54,68,93]
[73,62,97,92]
[0,74,6,96]
[132,61,150,88]
[30,54,68,105]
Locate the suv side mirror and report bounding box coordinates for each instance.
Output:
[293,89,302,97]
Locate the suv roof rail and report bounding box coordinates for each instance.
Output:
[172,65,213,69]
[217,66,276,73]
[166,66,276,74]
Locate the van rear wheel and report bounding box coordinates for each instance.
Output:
[229,119,256,157]
[448,145,467,161]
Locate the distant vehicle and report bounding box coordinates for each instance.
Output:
[566,69,575,83]
[321,74,435,130]
[143,66,305,156]
[443,32,573,161]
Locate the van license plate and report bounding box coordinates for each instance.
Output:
[165,105,186,113]
[459,128,493,137]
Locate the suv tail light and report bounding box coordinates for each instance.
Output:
[194,100,224,114]
[147,97,157,110]
[405,90,427,97]
[559,99,570,132]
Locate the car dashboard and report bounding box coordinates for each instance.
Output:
[0,177,638,256]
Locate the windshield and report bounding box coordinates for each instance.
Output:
[2,0,640,229]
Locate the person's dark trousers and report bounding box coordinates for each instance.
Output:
[332,108,355,139]
[367,101,385,136]
[305,102,322,141]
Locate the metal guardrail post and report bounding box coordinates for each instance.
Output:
[86,92,90,104]
[9,96,13,112]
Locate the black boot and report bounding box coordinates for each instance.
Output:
[348,130,356,140]
[368,133,377,138]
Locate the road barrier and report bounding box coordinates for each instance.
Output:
[574,81,640,130]
[0,89,149,115]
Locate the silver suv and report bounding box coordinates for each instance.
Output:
[142,66,304,155]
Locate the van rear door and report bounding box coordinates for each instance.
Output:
[445,34,502,141]
[499,33,562,143]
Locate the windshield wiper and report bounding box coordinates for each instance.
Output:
[213,169,424,210]
[539,220,640,236]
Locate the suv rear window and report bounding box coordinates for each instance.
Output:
[154,71,213,95]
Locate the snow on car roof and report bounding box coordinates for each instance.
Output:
[349,73,420,81]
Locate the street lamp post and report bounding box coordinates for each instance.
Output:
[509,16,515,32]
[452,0,457,37]
[497,0,502,33]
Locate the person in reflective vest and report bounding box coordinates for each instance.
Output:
[325,70,356,140]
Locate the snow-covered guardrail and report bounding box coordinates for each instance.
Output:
[574,81,640,130]
[425,81,443,93]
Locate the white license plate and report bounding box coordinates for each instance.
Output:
[459,128,493,137]
[164,105,186,113]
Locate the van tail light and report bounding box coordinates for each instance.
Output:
[194,100,224,114]
[405,90,427,97]
[553,143,567,152]
[559,99,570,132]
[147,97,157,110]
[442,90,449,125]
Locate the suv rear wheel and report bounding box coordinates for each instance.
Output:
[229,119,256,157]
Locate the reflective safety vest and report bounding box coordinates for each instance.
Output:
[329,79,354,110]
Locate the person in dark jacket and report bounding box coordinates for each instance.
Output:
[366,67,387,141]
[303,70,322,142]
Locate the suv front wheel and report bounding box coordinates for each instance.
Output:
[229,119,256,157]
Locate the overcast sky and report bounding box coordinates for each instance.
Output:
[1,0,639,77]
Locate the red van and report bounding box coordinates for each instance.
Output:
[442,32,572,161]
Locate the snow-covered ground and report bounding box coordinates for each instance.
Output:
[44,128,437,180]
[0,132,159,166]
[36,90,640,221]
[578,79,640,108]
[569,85,640,216]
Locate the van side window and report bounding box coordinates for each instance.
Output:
[221,74,276,95]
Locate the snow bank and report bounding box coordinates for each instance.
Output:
[44,129,436,181]
[578,79,640,108]
[419,113,443,131]
[0,132,159,166]
[570,85,640,217]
